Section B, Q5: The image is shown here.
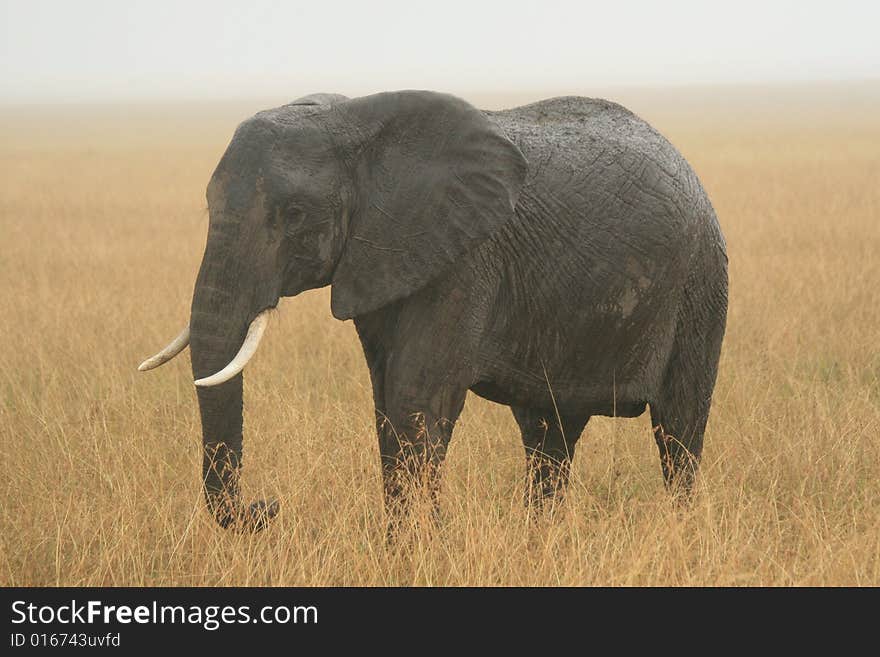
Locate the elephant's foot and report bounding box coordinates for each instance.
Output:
[237,499,280,532]
[206,490,280,532]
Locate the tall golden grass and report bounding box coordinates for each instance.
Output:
[1,83,879,585]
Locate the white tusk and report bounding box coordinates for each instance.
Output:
[138,326,190,371]
[193,310,271,387]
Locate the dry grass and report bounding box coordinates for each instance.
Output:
[1,83,879,586]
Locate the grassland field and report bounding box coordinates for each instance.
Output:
[1,82,879,585]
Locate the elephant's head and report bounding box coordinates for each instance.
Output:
[139,90,527,531]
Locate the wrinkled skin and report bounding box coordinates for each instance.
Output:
[182,90,727,531]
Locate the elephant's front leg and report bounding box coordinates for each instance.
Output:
[511,406,589,507]
[377,388,467,535]
[354,313,469,535]
[377,409,446,514]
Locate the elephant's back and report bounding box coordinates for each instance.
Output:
[486,96,683,174]
[486,96,722,252]
[486,96,655,144]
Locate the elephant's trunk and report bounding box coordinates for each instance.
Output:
[194,372,247,529]
[189,225,279,531]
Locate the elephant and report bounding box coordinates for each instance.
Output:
[139,90,728,532]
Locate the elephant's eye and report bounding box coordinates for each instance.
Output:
[282,202,304,221]
[283,209,309,238]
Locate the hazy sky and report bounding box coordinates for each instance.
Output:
[2,0,878,103]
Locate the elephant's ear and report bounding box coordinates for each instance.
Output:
[329,91,527,320]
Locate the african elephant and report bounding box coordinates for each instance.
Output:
[139,90,728,531]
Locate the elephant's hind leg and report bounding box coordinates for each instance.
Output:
[650,270,726,496]
[649,395,710,496]
[511,406,589,506]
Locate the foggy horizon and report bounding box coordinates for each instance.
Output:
[2,0,879,105]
